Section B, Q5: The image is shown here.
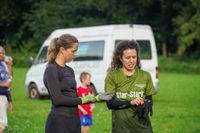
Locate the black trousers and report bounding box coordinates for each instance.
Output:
[45,114,81,133]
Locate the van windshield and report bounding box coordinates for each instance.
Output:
[34,46,48,64]
[74,40,104,61]
[115,40,152,59]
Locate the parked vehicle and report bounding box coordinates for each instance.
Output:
[25,24,159,99]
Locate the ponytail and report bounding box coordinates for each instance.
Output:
[47,34,78,64]
[47,38,59,64]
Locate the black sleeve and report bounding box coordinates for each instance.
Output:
[145,95,152,103]
[107,95,153,110]
[44,65,82,106]
[90,82,98,96]
[106,96,132,110]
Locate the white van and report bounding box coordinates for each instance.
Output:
[25,24,159,99]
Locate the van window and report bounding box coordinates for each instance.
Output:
[74,41,104,61]
[34,46,48,64]
[115,40,152,59]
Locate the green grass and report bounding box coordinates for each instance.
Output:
[5,68,50,133]
[152,73,200,133]
[158,56,200,74]
[5,68,200,133]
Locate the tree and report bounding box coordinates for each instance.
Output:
[1,0,199,59]
[0,0,35,51]
[22,0,157,51]
[173,0,200,57]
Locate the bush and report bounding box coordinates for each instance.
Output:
[5,49,200,74]
[158,56,200,74]
[7,48,37,68]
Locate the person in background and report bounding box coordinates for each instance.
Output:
[4,55,13,112]
[77,72,95,133]
[105,40,156,133]
[0,46,12,133]
[43,34,96,133]
[4,55,13,77]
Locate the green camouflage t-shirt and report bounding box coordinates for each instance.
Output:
[105,68,156,133]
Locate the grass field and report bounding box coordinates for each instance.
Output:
[4,68,200,133]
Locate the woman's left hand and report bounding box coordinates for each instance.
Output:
[130,97,144,106]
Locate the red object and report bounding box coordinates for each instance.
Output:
[77,86,93,117]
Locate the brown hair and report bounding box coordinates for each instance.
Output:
[79,72,91,83]
[47,34,78,64]
[109,40,141,72]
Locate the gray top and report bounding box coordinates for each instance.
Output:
[43,62,82,117]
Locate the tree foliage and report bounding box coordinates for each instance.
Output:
[0,0,199,58]
[0,0,35,50]
[173,0,200,56]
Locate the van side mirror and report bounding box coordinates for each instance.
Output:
[29,57,34,66]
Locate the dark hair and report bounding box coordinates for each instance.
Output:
[79,72,91,83]
[109,40,141,72]
[47,34,78,64]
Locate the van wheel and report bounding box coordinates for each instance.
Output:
[28,84,40,99]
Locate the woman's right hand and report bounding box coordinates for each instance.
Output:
[130,97,144,106]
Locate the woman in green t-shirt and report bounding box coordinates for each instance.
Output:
[105,40,156,133]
